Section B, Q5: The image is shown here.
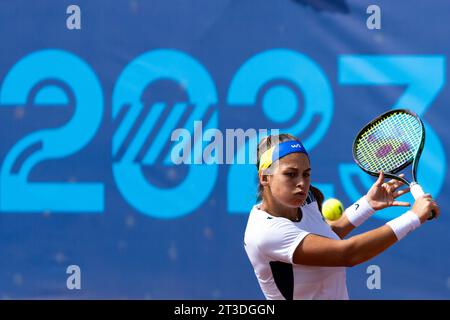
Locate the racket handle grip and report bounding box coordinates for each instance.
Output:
[410,183,436,220]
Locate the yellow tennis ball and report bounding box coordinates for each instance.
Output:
[322,198,344,221]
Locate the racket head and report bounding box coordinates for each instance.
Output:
[352,109,425,183]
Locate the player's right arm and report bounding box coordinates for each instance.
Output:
[293,195,439,267]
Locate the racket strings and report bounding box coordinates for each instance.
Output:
[354,112,423,173]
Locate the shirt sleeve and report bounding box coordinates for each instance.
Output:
[257,220,310,264]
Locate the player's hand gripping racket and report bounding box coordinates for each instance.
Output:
[352,109,435,220]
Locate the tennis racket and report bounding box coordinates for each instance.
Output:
[352,109,435,220]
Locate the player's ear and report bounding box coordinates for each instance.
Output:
[259,172,270,186]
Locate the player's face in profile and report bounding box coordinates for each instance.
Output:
[268,153,311,207]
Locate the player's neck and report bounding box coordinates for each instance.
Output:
[260,196,299,222]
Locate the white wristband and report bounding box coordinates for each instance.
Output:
[344,196,376,227]
[386,211,421,241]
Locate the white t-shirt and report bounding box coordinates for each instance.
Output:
[244,191,349,300]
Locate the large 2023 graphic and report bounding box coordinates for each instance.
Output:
[0,49,446,219]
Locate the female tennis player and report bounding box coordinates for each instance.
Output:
[244,134,440,300]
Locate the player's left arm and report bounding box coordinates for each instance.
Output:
[329,172,411,239]
[328,215,356,239]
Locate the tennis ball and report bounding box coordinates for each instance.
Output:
[322,198,344,221]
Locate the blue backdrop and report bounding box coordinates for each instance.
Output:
[0,0,449,299]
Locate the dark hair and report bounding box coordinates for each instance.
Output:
[256,134,324,211]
